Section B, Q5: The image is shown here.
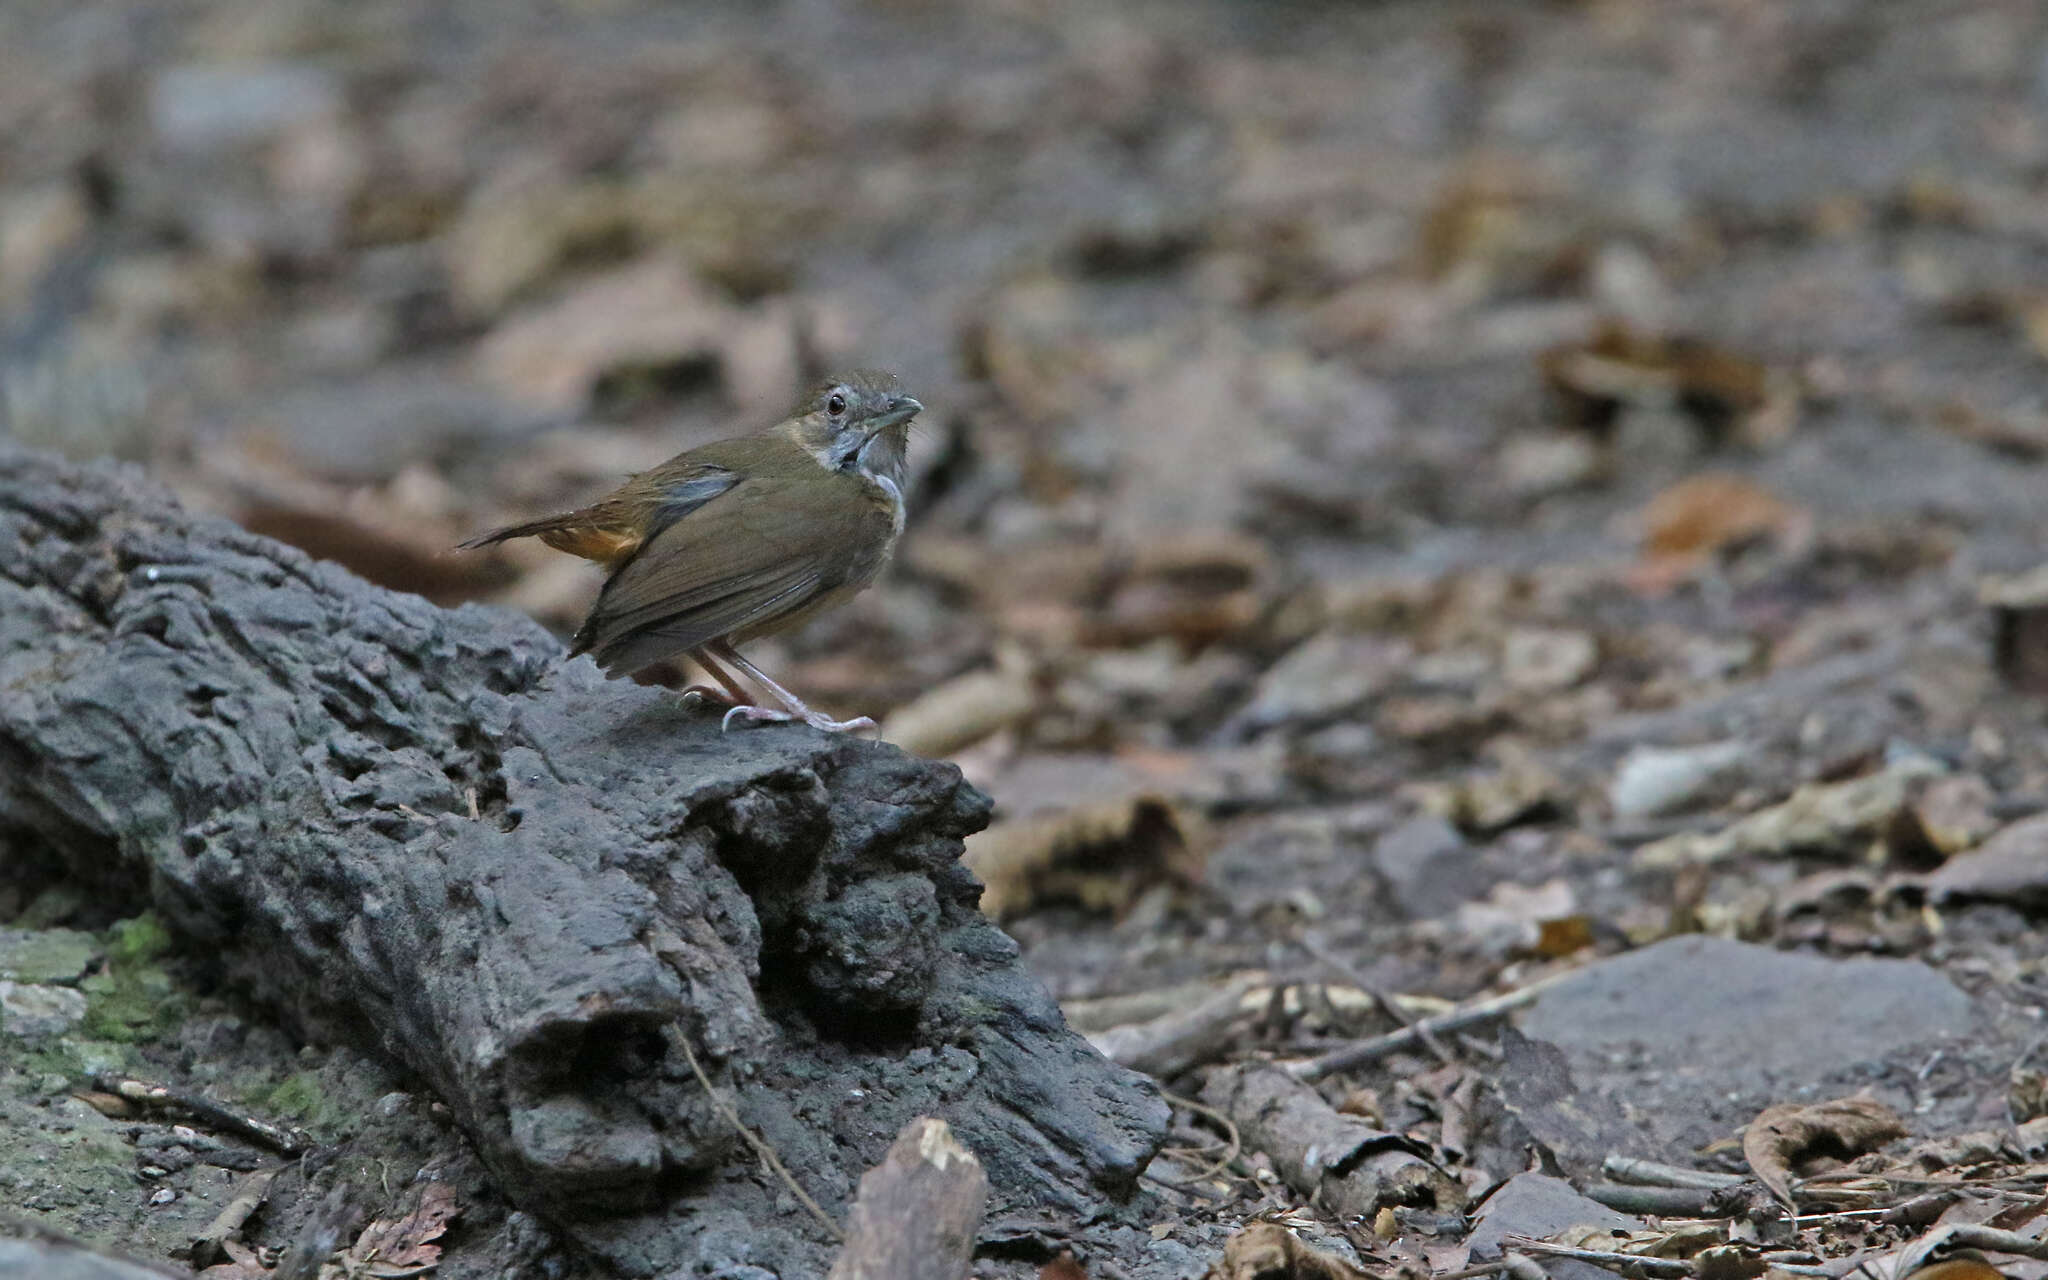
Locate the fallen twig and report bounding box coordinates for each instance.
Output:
[1289,985,1541,1082]
[668,1027,843,1243]
[190,1166,280,1267]
[1203,1063,1459,1218]
[1506,1237,1838,1278]
[1087,976,1262,1078]
[1159,1088,1241,1183]
[91,1073,310,1156]
[1600,1156,1744,1190]
[1296,931,1453,1065]
[1581,1182,1722,1216]
[1500,1239,1690,1278]
[1941,1223,2048,1260]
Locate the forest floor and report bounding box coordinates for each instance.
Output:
[7,0,2048,1277]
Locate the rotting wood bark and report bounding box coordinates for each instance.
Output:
[827,1116,986,1280]
[0,446,1167,1279]
[1202,1064,1461,1221]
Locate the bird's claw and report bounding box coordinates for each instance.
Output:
[679,684,735,709]
[720,704,875,734]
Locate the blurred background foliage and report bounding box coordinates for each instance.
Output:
[7,0,2048,984]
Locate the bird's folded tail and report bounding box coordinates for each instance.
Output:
[456,513,644,568]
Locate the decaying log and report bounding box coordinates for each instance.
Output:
[827,1116,986,1280]
[0,446,1166,1278]
[1202,1064,1460,1221]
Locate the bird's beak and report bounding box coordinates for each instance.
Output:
[868,395,923,432]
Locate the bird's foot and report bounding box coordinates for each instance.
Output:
[720,704,876,734]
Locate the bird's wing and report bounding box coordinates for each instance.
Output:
[571,468,877,674]
[457,462,740,568]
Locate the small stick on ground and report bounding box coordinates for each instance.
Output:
[1296,932,1453,1064]
[1508,1237,1834,1279]
[1203,1063,1460,1219]
[1942,1224,2048,1260]
[92,1073,310,1155]
[1600,1156,1746,1190]
[1087,975,1262,1079]
[191,1166,281,1267]
[1158,1088,1242,1183]
[1581,1182,1722,1216]
[827,1116,986,1280]
[668,1027,843,1243]
[1289,985,1542,1082]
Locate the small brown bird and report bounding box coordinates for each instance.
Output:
[461,371,921,732]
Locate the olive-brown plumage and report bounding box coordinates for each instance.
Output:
[461,371,920,732]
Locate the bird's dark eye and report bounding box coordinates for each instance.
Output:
[827,392,847,416]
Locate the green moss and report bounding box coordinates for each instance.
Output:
[74,913,185,1043]
[263,1070,347,1137]
[105,913,173,966]
[9,1038,130,1098]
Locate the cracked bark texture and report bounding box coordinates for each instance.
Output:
[0,445,1167,1278]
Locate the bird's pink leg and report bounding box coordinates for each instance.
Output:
[707,640,875,734]
[679,647,753,709]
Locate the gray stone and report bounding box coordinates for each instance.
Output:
[149,62,342,152]
[1523,935,1974,1089]
[1608,742,1747,818]
[1927,812,2048,906]
[1227,630,1410,735]
[1468,1173,1643,1280]
[0,1238,179,1280]
[0,979,89,1038]
[0,926,97,983]
[1372,814,1484,919]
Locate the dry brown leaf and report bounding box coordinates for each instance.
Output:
[191,450,509,605]
[880,665,1038,759]
[197,1249,270,1280]
[1742,1096,1907,1208]
[1202,1221,1369,1280]
[1040,1253,1090,1280]
[1630,472,1806,594]
[348,1181,461,1269]
[1691,1244,1767,1280]
[238,503,509,605]
[1889,774,1999,867]
[964,795,1206,920]
[2015,1074,2048,1126]
[1542,321,1790,443]
[469,255,735,413]
[1087,530,1273,649]
[1984,1190,2048,1233]
[1637,757,1943,870]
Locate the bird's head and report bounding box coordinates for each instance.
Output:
[781,370,922,486]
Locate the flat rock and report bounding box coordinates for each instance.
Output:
[1926,812,2048,906]
[0,927,97,984]
[1371,814,1484,919]
[1608,741,1747,819]
[1516,936,1973,1167]
[0,1238,181,1280]
[1468,1173,1643,1280]
[1525,936,1972,1085]
[0,980,89,1039]
[149,62,341,152]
